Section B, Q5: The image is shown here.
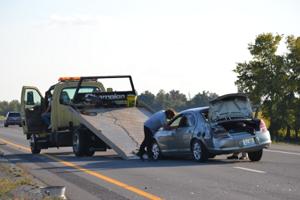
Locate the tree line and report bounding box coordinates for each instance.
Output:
[234,33,300,141]
[0,100,21,117]
[138,90,218,112]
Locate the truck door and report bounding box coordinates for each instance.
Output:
[21,86,44,136]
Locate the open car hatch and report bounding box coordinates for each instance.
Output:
[209,93,253,122]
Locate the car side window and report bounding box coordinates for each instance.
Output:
[178,114,196,127]
[168,113,196,129]
[186,114,196,127]
[169,115,183,129]
[200,111,209,122]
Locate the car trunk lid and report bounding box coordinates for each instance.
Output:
[209,93,253,123]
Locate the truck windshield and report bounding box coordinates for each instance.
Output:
[61,87,98,101]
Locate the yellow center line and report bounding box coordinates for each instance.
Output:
[0,138,162,200]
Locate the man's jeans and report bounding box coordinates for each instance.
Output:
[41,112,51,126]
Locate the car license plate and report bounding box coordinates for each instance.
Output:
[242,138,255,146]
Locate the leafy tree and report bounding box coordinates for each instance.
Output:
[286,35,300,140]
[138,90,217,112]
[0,100,21,116]
[138,91,162,111]
[187,91,218,108]
[234,33,299,140]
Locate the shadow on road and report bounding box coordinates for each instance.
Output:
[1,149,248,174]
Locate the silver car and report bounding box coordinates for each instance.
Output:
[151,93,271,162]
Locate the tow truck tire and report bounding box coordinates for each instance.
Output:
[85,148,95,157]
[72,129,86,157]
[73,129,95,157]
[30,134,41,154]
[84,133,95,157]
[248,149,263,162]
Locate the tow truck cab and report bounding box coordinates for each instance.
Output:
[20,76,137,155]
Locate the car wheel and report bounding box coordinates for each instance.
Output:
[72,129,85,157]
[248,149,263,161]
[4,124,8,127]
[192,140,208,162]
[30,134,41,154]
[151,141,161,160]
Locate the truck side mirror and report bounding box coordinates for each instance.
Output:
[26,91,34,105]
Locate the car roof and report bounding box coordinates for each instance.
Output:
[180,107,209,114]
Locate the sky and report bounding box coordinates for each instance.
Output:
[0,0,299,101]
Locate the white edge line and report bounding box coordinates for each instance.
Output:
[265,149,300,156]
[234,166,266,174]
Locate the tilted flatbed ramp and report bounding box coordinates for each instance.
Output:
[69,107,151,160]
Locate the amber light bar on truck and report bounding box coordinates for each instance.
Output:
[58,77,81,82]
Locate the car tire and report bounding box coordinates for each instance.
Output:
[192,140,208,162]
[30,134,41,154]
[4,124,8,127]
[248,149,263,161]
[151,141,161,160]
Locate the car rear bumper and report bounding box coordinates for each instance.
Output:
[209,131,271,154]
[209,143,271,154]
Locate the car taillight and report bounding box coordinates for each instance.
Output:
[260,119,268,133]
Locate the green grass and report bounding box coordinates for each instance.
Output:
[0,177,32,197]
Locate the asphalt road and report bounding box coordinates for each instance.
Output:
[0,126,299,200]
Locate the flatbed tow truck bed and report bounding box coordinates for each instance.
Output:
[69,106,151,160]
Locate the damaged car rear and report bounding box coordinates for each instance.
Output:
[151,93,271,162]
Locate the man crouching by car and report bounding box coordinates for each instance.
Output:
[137,109,176,160]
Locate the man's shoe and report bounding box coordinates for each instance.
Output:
[239,156,248,160]
[227,155,238,159]
[136,151,144,160]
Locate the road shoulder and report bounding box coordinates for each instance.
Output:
[0,149,48,199]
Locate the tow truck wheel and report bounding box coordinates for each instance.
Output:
[30,134,41,154]
[72,129,85,157]
[248,149,263,162]
[85,148,95,157]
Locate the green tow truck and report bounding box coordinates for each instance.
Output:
[21,76,149,159]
